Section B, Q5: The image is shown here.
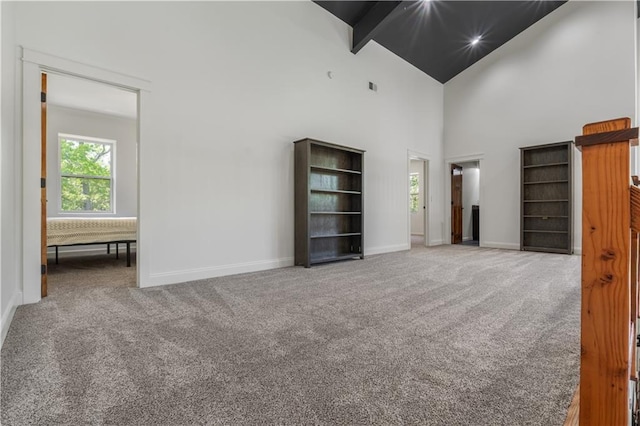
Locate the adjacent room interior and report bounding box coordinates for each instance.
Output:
[43,73,139,296]
[409,157,428,248]
[455,161,480,247]
[0,1,638,424]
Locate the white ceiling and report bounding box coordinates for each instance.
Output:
[47,73,137,119]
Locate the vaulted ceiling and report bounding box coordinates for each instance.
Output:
[314,1,567,83]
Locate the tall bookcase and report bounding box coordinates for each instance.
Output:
[294,138,364,268]
[520,141,573,254]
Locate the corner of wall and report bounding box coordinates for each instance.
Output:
[0,0,4,350]
[0,0,21,350]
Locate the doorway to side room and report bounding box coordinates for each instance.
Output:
[409,157,428,249]
[42,72,139,297]
[22,48,150,305]
[451,164,463,244]
[450,161,481,246]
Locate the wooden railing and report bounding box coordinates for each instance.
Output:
[565,118,640,425]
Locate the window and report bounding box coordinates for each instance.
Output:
[410,173,419,213]
[59,134,115,213]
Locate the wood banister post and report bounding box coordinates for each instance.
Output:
[575,117,638,425]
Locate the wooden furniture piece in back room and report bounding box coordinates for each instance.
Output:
[561,118,640,426]
[520,141,573,254]
[294,138,364,268]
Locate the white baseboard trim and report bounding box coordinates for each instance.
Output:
[1,291,22,348]
[145,257,295,288]
[481,241,520,250]
[429,239,443,246]
[463,237,472,241]
[366,244,410,256]
[145,243,416,288]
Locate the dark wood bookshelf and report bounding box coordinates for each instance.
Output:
[294,138,365,267]
[520,141,573,254]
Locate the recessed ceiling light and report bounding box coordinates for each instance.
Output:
[470,36,482,46]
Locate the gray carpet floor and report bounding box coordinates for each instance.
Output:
[1,246,580,425]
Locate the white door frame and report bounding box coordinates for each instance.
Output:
[444,153,484,247]
[407,151,430,248]
[21,48,151,304]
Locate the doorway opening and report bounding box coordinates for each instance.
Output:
[450,161,481,246]
[22,48,149,304]
[42,72,139,297]
[408,156,429,249]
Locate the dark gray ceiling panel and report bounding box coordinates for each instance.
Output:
[315,1,566,83]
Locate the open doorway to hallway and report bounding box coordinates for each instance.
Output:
[451,161,480,246]
[409,158,428,249]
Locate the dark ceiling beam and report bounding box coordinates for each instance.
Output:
[351,1,404,54]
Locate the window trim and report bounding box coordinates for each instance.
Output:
[58,133,116,214]
[409,172,420,214]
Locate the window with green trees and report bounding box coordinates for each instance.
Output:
[59,135,115,212]
[410,173,419,213]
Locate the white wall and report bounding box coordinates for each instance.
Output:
[459,161,479,241]
[0,0,4,342]
[2,0,445,308]
[410,159,424,235]
[444,1,636,252]
[1,1,20,345]
[46,105,137,218]
[1,0,4,341]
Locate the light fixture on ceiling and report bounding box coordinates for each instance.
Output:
[470,36,482,46]
[418,0,434,12]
